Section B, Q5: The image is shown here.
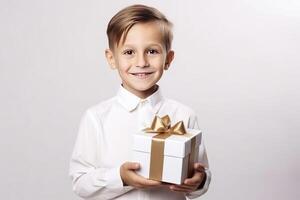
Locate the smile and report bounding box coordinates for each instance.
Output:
[130,72,154,79]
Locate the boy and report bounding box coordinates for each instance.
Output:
[69,4,211,200]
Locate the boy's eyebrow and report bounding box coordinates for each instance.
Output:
[147,43,163,48]
[122,43,163,49]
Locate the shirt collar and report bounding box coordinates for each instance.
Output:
[117,85,164,113]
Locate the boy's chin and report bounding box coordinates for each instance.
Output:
[128,85,158,97]
[135,84,158,92]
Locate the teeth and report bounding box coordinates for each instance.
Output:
[132,73,152,78]
[137,73,147,77]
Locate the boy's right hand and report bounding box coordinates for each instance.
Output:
[120,162,162,189]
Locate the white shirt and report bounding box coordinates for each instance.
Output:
[69,86,211,200]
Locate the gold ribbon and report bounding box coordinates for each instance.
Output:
[143,115,196,182]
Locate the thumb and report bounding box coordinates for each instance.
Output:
[124,162,140,170]
[194,163,206,172]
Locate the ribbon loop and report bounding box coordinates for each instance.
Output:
[170,121,187,135]
[144,115,187,135]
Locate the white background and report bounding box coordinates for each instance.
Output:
[1,0,299,199]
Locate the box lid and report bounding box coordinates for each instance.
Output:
[133,128,202,158]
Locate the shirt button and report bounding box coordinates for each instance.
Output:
[140,99,148,105]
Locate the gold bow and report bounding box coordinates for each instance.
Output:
[143,115,187,135]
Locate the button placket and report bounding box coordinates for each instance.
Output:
[137,100,153,130]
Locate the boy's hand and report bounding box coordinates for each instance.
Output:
[120,162,162,189]
[168,163,206,193]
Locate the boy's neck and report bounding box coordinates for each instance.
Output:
[121,84,159,99]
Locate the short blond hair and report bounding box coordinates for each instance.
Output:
[106,4,173,51]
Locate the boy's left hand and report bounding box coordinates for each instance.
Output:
[168,163,206,193]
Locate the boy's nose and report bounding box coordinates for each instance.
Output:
[136,54,149,68]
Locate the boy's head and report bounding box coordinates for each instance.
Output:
[105,4,175,99]
[106,4,173,52]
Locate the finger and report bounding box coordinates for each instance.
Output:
[161,182,174,186]
[169,185,194,193]
[124,162,140,170]
[140,179,162,186]
[163,182,194,188]
[134,174,162,187]
[172,184,195,190]
[140,179,161,187]
[184,172,204,185]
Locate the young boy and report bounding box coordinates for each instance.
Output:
[69,4,211,200]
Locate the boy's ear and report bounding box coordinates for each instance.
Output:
[105,49,117,69]
[164,50,174,70]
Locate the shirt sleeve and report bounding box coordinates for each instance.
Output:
[69,110,133,200]
[185,113,212,199]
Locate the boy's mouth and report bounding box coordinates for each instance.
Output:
[130,72,154,79]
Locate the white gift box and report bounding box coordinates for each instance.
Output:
[132,129,202,184]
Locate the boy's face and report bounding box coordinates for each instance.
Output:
[105,22,174,99]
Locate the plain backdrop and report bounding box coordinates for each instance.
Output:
[1,0,299,200]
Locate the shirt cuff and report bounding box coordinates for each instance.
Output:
[103,166,133,192]
[185,169,212,199]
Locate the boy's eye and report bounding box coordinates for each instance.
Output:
[147,49,159,54]
[123,50,134,55]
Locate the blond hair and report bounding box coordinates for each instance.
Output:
[106,4,173,51]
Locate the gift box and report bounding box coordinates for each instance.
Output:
[132,115,202,184]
